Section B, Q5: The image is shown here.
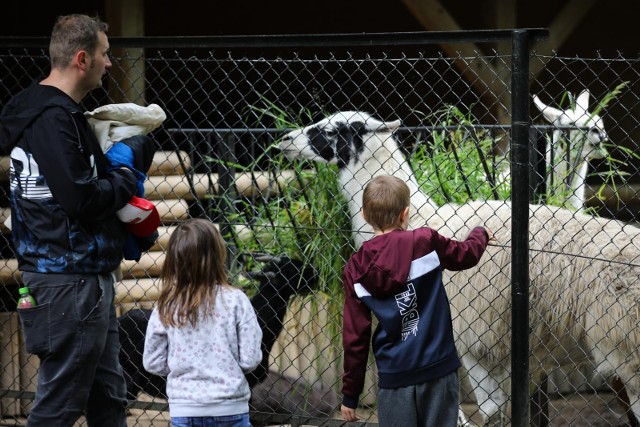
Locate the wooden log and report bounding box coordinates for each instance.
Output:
[0,224,254,286]
[0,208,11,235]
[148,150,190,176]
[0,259,21,285]
[116,278,161,304]
[0,151,191,182]
[121,251,165,279]
[144,169,304,201]
[0,200,189,235]
[155,199,190,223]
[151,225,174,251]
[0,156,9,182]
[0,313,21,415]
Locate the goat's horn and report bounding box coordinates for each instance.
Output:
[246,271,277,280]
[246,252,280,263]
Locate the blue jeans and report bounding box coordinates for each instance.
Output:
[171,414,250,427]
[19,272,127,427]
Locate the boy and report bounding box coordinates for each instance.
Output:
[340,174,495,426]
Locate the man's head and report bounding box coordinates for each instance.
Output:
[49,14,112,93]
[362,175,410,231]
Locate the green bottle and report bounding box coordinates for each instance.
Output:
[17,286,36,309]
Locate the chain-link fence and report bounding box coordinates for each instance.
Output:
[1,31,640,427]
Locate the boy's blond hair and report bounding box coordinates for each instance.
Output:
[362,175,410,230]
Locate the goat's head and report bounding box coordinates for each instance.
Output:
[533,90,608,161]
[279,111,401,168]
[245,253,317,297]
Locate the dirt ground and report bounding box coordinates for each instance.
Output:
[459,392,635,427]
[0,392,635,426]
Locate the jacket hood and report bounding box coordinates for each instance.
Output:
[0,82,78,154]
[348,230,415,298]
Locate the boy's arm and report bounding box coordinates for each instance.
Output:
[433,226,491,271]
[341,269,372,411]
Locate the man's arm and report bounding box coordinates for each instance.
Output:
[31,109,137,219]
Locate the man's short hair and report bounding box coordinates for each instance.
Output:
[362,175,410,230]
[49,14,109,69]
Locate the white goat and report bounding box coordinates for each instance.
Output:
[279,111,640,426]
[533,90,608,211]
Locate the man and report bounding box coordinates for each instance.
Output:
[0,14,153,426]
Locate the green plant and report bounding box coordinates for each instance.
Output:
[211,101,352,364]
[411,104,510,204]
[410,83,631,212]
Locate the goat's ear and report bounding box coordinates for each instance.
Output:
[363,117,401,133]
[533,95,562,123]
[382,119,401,131]
[575,90,590,117]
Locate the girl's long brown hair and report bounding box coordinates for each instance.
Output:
[157,218,229,328]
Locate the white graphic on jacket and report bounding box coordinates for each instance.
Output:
[395,283,419,341]
[10,146,96,198]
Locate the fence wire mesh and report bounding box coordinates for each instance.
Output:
[1,33,640,427]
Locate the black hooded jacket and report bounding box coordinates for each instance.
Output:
[0,81,137,274]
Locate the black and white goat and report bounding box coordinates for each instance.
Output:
[279,111,640,426]
[117,254,339,419]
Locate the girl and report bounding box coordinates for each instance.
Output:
[143,218,262,427]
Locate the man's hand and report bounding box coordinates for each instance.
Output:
[118,134,157,173]
[341,404,359,422]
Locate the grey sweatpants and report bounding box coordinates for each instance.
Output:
[377,371,459,427]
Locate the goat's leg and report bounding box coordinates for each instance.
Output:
[462,355,509,427]
[457,407,475,427]
[611,376,640,427]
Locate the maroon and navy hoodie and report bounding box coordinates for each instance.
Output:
[341,226,490,409]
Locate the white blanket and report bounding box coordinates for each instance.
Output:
[85,103,166,153]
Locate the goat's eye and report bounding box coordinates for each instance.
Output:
[589,128,601,139]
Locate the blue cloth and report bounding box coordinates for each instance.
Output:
[106,141,158,260]
[105,142,146,197]
[122,232,142,261]
[171,414,250,427]
[122,230,158,261]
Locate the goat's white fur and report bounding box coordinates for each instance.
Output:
[279,111,640,426]
[533,90,607,211]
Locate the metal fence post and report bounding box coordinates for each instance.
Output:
[510,28,532,427]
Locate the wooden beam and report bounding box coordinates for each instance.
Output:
[105,0,146,104]
[492,0,517,126]
[494,0,517,56]
[530,0,597,78]
[401,0,504,107]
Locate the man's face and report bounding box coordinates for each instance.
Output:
[85,31,112,90]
